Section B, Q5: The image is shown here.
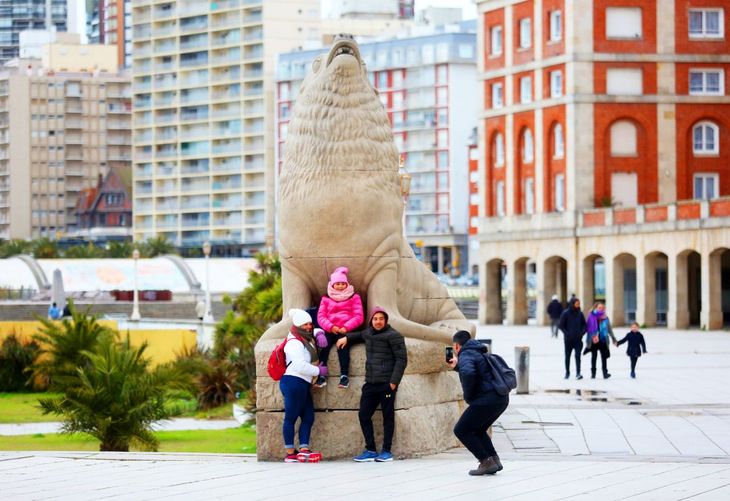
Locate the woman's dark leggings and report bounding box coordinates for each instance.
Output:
[453,393,509,462]
[280,375,314,449]
[317,332,350,375]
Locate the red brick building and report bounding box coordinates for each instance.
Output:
[476,0,730,330]
[74,168,132,241]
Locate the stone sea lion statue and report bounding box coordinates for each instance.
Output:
[261,35,474,344]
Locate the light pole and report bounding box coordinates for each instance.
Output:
[130,248,141,321]
[202,241,214,323]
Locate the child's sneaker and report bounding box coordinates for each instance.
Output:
[338,375,350,388]
[375,450,393,462]
[353,450,379,462]
[284,452,299,463]
[297,450,322,463]
[314,376,327,388]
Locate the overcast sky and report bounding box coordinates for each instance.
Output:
[321,0,477,20]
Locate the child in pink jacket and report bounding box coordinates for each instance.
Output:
[316,266,364,389]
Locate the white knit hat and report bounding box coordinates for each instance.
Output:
[289,308,312,327]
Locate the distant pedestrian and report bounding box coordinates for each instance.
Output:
[47,302,62,320]
[584,302,617,379]
[448,330,509,476]
[62,304,71,318]
[616,322,647,379]
[195,300,205,321]
[547,295,563,338]
[558,297,586,379]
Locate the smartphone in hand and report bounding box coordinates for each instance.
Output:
[445,346,454,363]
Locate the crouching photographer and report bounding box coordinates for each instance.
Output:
[447,330,510,476]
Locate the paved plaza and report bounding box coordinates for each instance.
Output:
[2,324,730,500]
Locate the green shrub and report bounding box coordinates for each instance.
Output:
[0,335,41,392]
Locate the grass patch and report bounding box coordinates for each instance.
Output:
[0,425,257,454]
[0,393,62,423]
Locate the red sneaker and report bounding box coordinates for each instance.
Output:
[297,451,322,463]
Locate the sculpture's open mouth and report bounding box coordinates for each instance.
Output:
[326,40,361,67]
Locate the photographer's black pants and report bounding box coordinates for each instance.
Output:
[454,393,509,462]
[359,382,396,452]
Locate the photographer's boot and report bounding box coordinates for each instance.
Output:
[468,457,499,476]
[491,455,503,472]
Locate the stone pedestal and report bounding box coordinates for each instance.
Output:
[254,338,464,461]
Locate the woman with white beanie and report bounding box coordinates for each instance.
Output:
[281,308,328,462]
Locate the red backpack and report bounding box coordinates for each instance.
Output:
[267,333,304,381]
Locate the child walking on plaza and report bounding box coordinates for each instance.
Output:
[316,266,364,389]
[616,322,647,378]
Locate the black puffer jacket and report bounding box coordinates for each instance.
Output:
[346,308,408,385]
[558,297,586,344]
[455,339,495,405]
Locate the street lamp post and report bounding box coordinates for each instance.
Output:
[202,241,214,323]
[131,248,141,321]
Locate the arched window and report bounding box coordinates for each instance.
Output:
[610,120,637,157]
[522,128,534,163]
[553,123,564,158]
[693,121,719,154]
[494,132,505,166]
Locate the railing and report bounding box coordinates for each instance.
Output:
[580,197,730,228]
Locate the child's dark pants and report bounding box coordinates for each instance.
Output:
[318,332,350,375]
[358,382,396,452]
[630,356,638,373]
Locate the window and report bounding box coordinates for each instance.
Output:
[520,76,532,104]
[524,178,534,214]
[610,120,638,157]
[553,124,564,158]
[490,26,503,55]
[689,9,723,39]
[693,121,719,154]
[496,180,505,216]
[550,70,562,98]
[549,10,562,41]
[689,69,723,96]
[459,43,474,59]
[494,133,505,166]
[606,7,642,39]
[492,82,503,108]
[555,173,565,211]
[606,68,643,95]
[522,129,534,163]
[694,173,718,199]
[519,18,532,48]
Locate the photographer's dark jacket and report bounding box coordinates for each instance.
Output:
[455,339,496,405]
[346,308,407,386]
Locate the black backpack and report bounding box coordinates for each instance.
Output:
[483,352,517,396]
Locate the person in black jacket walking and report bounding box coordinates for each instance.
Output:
[558,297,587,379]
[447,330,509,476]
[547,295,563,338]
[337,307,407,462]
[616,322,647,378]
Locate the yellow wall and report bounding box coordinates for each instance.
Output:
[0,321,196,366]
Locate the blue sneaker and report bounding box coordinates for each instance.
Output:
[375,451,393,462]
[353,450,378,462]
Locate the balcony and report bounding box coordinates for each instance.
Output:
[181,181,209,192]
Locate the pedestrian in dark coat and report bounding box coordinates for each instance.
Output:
[558,297,586,379]
[337,307,407,462]
[616,322,647,378]
[547,295,563,338]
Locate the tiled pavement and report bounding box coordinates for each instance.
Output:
[2,325,730,500]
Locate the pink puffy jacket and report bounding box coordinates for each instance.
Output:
[318,293,364,333]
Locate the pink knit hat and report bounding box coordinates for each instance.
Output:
[329,266,350,286]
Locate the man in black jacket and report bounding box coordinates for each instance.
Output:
[546,295,563,338]
[448,330,509,476]
[337,307,407,462]
[558,297,587,379]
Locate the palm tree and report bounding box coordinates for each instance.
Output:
[38,338,185,452]
[32,308,115,390]
[0,239,32,258]
[63,243,105,259]
[105,240,134,258]
[32,237,59,259]
[139,236,175,258]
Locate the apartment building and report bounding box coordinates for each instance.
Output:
[131,0,320,256]
[0,36,130,239]
[88,0,133,68]
[0,0,67,65]
[276,28,477,274]
[476,0,730,329]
